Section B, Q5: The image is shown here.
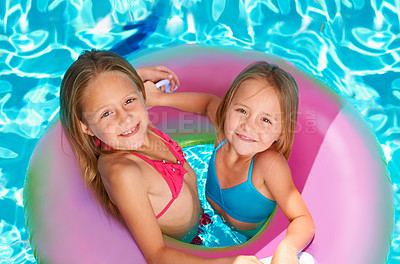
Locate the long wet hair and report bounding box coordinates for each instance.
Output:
[215,61,299,161]
[59,50,145,221]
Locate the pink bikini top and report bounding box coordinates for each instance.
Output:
[98,126,188,219]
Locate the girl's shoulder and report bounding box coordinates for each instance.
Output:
[255,148,287,164]
[98,152,146,185]
[253,149,291,180]
[98,152,151,206]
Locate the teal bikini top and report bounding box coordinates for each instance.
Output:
[205,139,277,224]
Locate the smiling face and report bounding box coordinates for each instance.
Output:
[79,71,149,150]
[224,78,282,156]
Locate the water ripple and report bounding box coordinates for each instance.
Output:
[0,220,35,264]
[0,0,399,263]
[184,144,247,247]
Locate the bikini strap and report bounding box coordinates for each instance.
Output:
[215,139,228,151]
[156,198,175,219]
[98,127,186,220]
[148,125,165,139]
[148,126,185,162]
[247,155,256,182]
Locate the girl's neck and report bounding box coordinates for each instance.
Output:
[102,126,153,153]
[221,140,255,165]
[133,126,155,153]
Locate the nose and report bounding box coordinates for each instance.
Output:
[240,115,256,132]
[118,109,132,126]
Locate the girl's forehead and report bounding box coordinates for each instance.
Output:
[230,79,283,124]
[94,70,133,85]
[81,71,141,110]
[86,71,139,94]
[233,78,278,104]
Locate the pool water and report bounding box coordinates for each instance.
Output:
[183,143,249,247]
[1,0,399,263]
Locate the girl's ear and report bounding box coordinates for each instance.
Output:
[80,121,95,136]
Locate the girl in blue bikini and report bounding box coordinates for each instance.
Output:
[145,61,315,264]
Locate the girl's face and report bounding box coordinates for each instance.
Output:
[224,78,282,156]
[80,71,149,150]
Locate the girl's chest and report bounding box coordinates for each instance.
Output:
[145,159,197,198]
[214,154,249,189]
[214,153,269,195]
[146,161,200,227]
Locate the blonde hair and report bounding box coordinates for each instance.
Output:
[215,61,299,160]
[59,50,145,221]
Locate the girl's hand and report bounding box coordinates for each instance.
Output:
[232,255,264,264]
[143,81,164,108]
[137,66,180,90]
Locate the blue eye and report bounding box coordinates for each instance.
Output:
[101,111,111,118]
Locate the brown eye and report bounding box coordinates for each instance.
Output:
[101,111,111,118]
[125,98,135,105]
[261,117,272,124]
[237,108,246,114]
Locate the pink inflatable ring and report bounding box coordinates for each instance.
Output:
[24,46,393,264]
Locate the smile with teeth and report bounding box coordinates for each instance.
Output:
[120,123,139,136]
[236,132,257,142]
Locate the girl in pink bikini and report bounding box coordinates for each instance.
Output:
[59,50,262,264]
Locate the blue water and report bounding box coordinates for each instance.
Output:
[184,143,249,247]
[0,0,399,263]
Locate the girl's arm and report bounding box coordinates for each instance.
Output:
[144,81,221,126]
[258,152,315,264]
[99,154,262,264]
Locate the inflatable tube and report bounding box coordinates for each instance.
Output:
[24,46,393,264]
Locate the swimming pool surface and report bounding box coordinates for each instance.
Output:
[1,1,399,263]
[184,143,249,247]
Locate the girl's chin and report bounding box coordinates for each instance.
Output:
[230,142,267,156]
[235,149,257,157]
